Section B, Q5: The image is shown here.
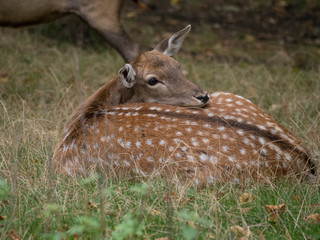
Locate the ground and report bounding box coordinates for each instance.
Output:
[0,0,319,239]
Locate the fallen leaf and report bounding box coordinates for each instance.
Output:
[73,233,79,240]
[306,213,320,224]
[155,238,169,240]
[132,0,148,10]
[0,71,9,83]
[0,76,8,83]
[163,192,176,202]
[264,203,286,223]
[6,231,20,240]
[88,201,97,209]
[239,193,254,204]
[292,195,300,203]
[310,203,320,207]
[149,208,161,216]
[0,216,7,221]
[186,221,197,229]
[170,0,179,5]
[181,197,195,206]
[239,207,252,214]
[257,230,266,240]
[230,225,250,239]
[207,233,216,239]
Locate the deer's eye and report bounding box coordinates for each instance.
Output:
[147,77,159,86]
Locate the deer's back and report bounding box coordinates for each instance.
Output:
[53,92,315,184]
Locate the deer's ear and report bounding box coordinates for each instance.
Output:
[153,25,191,57]
[118,64,136,88]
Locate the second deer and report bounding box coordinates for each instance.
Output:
[53,26,316,185]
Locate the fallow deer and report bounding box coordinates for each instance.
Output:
[0,0,140,62]
[62,25,209,132]
[53,27,316,185]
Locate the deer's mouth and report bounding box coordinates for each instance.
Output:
[181,93,209,108]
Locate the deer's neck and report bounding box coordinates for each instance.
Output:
[95,77,135,106]
[64,78,135,130]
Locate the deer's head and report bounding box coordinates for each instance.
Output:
[118,25,209,107]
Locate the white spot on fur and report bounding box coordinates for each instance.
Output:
[213,134,219,139]
[237,130,244,135]
[237,118,243,123]
[134,106,143,111]
[228,156,235,162]
[260,148,267,156]
[149,106,162,111]
[222,145,228,152]
[199,153,208,162]
[147,156,154,162]
[208,176,215,183]
[257,125,267,131]
[197,130,204,136]
[159,139,166,146]
[136,141,141,148]
[146,139,153,146]
[284,152,292,161]
[186,127,192,133]
[117,138,124,147]
[258,137,266,145]
[218,126,225,131]
[93,143,99,150]
[243,138,249,145]
[123,160,130,166]
[202,138,210,144]
[240,148,246,155]
[191,137,199,147]
[209,155,217,164]
[187,155,195,162]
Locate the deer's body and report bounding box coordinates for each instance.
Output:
[53,91,315,184]
[0,0,139,61]
[52,26,315,184]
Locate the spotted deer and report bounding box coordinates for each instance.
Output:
[53,29,316,185]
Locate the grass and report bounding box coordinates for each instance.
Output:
[0,17,320,239]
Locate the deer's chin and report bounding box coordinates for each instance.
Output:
[182,102,208,108]
[144,97,208,108]
[180,98,209,108]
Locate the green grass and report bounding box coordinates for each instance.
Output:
[0,19,319,239]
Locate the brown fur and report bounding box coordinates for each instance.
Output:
[0,0,139,61]
[53,92,316,185]
[64,51,207,131]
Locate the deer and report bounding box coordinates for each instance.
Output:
[0,0,140,62]
[52,27,316,186]
[62,25,209,132]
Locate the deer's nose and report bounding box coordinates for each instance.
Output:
[195,93,209,103]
